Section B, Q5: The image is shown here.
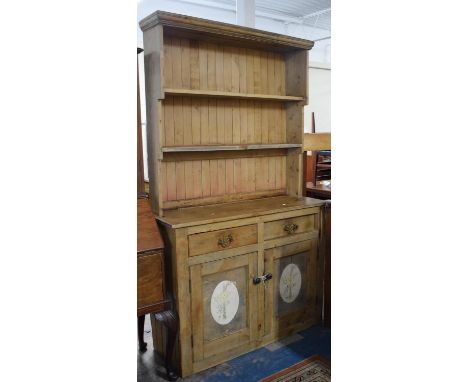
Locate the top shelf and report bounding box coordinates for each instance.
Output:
[164,88,305,102]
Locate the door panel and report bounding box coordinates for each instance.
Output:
[264,238,321,338]
[190,252,257,364]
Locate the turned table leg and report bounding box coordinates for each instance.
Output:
[154,310,179,382]
[138,315,147,351]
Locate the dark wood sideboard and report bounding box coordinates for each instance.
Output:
[137,196,178,381]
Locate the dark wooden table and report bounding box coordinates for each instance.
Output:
[306,182,331,200]
[137,196,178,381]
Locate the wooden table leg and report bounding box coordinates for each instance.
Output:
[154,310,179,382]
[138,315,147,351]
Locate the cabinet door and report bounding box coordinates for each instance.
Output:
[264,239,322,339]
[189,252,258,369]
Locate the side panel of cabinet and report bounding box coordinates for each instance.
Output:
[263,238,321,342]
[189,252,258,373]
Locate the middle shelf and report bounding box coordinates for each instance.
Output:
[164,88,305,102]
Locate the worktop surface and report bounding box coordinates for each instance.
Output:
[158,196,324,228]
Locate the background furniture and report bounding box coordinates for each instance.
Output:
[137,47,178,382]
[137,196,178,381]
[303,132,331,200]
[140,11,325,377]
[322,202,331,327]
[312,150,331,184]
[303,131,330,327]
[138,47,146,194]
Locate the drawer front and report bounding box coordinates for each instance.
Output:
[189,224,258,257]
[264,214,317,241]
[137,251,164,308]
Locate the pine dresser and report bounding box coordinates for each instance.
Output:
[140,11,325,377]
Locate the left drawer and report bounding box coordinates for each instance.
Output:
[188,224,258,257]
[137,251,164,308]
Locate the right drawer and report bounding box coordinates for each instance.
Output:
[264,214,317,241]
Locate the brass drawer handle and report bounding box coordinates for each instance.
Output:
[218,234,233,248]
[283,223,298,234]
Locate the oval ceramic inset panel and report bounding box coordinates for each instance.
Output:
[279,263,302,303]
[210,280,240,325]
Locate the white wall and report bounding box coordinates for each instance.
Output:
[305,63,331,133]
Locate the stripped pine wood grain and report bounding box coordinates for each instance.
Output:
[142,14,314,377]
[247,101,255,144]
[217,159,226,195]
[247,155,255,192]
[275,156,284,189]
[254,101,262,143]
[233,158,241,193]
[200,98,209,145]
[159,39,294,205]
[161,155,287,202]
[176,161,186,199]
[173,96,184,146]
[260,51,268,93]
[160,160,167,201]
[208,98,217,144]
[216,99,225,144]
[206,42,216,91]
[164,96,175,146]
[223,46,232,93]
[164,88,304,101]
[240,100,248,144]
[192,97,201,145]
[279,104,286,142]
[231,47,240,93]
[274,52,285,95]
[267,101,277,144]
[224,99,233,144]
[268,157,276,190]
[164,36,173,88]
[239,47,247,93]
[189,39,200,89]
[232,100,240,144]
[261,102,269,144]
[267,52,276,95]
[240,158,248,193]
[225,158,234,194]
[181,38,191,89]
[166,161,177,201]
[210,159,218,196]
[254,157,262,192]
[215,43,224,92]
[201,159,211,197]
[185,161,194,199]
[192,160,202,198]
[246,48,254,94]
[199,40,208,90]
[183,97,192,145]
[259,157,269,191]
[172,37,182,89]
[252,49,261,94]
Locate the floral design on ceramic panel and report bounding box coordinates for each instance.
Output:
[210,280,239,325]
[279,263,302,303]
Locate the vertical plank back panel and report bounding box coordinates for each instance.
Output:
[155,36,308,211]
